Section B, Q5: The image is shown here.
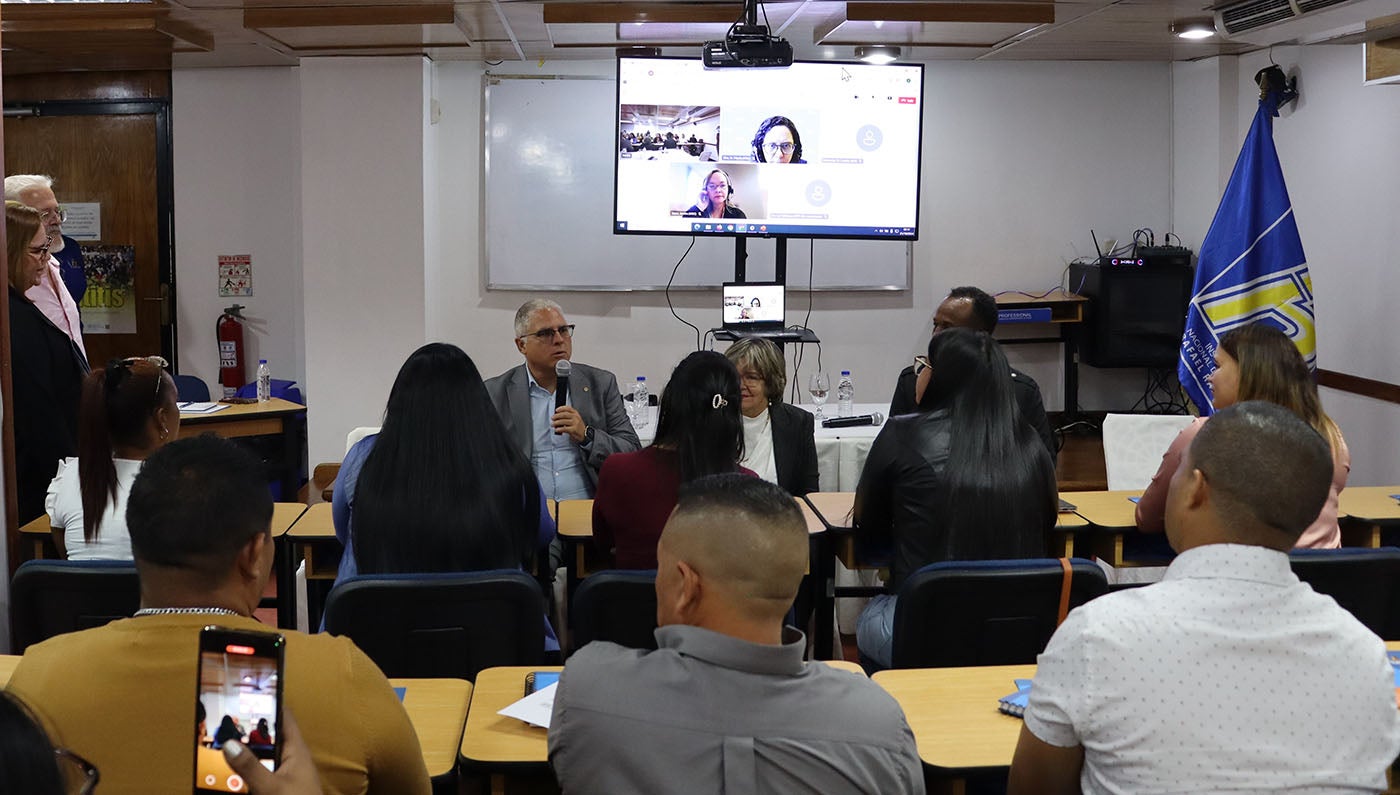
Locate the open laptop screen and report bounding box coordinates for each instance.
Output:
[722,282,785,330]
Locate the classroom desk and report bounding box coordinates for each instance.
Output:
[0,654,18,686]
[460,661,873,792]
[391,677,473,782]
[873,663,1036,792]
[181,399,305,499]
[1339,486,1400,548]
[1065,489,1145,566]
[18,502,306,563]
[282,502,339,629]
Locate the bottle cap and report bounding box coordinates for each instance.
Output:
[259,359,268,364]
[638,376,646,381]
[841,370,851,376]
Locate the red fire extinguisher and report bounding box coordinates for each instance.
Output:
[217,304,247,399]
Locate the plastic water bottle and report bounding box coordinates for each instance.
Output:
[837,370,854,417]
[256,359,271,403]
[631,376,649,430]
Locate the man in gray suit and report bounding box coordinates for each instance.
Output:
[484,299,639,501]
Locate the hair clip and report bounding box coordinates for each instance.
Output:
[712,394,729,409]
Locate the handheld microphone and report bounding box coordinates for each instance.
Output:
[553,360,572,435]
[821,411,884,429]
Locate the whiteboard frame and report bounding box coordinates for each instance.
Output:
[481,72,912,293]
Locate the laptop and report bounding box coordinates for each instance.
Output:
[721,282,786,333]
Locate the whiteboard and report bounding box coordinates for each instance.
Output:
[482,74,911,291]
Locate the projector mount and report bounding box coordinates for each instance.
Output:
[702,0,793,68]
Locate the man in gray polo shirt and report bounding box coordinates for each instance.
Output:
[548,474,924,794]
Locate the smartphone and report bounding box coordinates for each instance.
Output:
[524,671,560,696]
[194,626,285,794]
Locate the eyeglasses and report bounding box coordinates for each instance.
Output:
[39,207,68,223]
[55,747,100,795]
[28,243,51,259]
[119,355,169,398]
[912,355,931,376]
[765,142,795,155]
[739,371,765,385]
[520,324,575,342]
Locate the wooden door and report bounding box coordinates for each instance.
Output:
[3,107,169,366]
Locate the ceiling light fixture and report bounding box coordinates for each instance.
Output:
[855,45,900,65]
[1171,19,1216,40]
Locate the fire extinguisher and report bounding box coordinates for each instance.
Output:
[217,304,247,399]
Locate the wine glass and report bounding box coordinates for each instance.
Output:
[808,373,831,420]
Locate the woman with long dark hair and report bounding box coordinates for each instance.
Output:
[592,350,750,569]
[1136,322,1347,548]
[7,201,88,524]
[47,356,179,560]
[854,328,1057,668]
[333,343,554,583]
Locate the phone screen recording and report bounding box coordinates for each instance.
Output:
[194,628,285,793]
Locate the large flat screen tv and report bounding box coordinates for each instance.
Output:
[614,56,925,240]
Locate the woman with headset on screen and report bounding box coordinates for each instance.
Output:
[751,116,806,164]
[684,168,746,219]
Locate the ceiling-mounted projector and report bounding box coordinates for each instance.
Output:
[703,23,793,68]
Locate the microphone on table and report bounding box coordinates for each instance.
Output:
[821,411,885,429]
[554,360,572,433]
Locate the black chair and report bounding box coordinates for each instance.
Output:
[322,570,545,681]
[1290,547,1400,638]
[889,558,1108,669]
[10,559,141,653]
[172,373,211,402]
[571,570,658,653]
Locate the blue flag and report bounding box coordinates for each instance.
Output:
[1178,95,1314,415]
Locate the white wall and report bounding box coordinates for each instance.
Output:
[172,67,303,397]
[300,57,431,462]
[1172,44,1400,485]
[173,57,1181,464]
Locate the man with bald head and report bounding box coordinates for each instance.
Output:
[890,285,1054,460]
[1008,401,1400,794]
[549,474,924,794]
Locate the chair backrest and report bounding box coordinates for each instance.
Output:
[172,374,211,402]
[571,570,658,653]
[1290,547,1400,639]
[322,570,545,680]
[890,558,1108,669]
[346,426,381,454]
[10,559,141,653]
[1101,413,1196,491]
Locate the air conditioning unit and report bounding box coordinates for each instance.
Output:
[1214,0,1400,45]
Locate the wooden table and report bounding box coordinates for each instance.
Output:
[1339,486,1400,548]
[461,660,873,792]
[391,677,473,782]
[873,664,1035,792]
[282,502,340,629]
[18,502,306,563]
[180,398,305,499]
[1065,489,1145,566]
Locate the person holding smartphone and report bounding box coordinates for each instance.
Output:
[8,435,430,795]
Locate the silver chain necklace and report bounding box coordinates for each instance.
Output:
[133,607,242,617]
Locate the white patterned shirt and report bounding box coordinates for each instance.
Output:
[1026,543,1400,794]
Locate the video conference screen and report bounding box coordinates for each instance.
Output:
[614,57,925,240]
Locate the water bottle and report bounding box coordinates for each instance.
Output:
[256,359,271,403]
[837,370,855,417]
[631,376,649,430]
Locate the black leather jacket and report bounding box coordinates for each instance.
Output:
[854,408,1054,589]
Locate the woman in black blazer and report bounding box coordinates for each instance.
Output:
[6,201,88,523]
[724,337,819,496]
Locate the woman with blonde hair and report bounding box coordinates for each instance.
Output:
[723,337,818,496]
[7,200,88,523]
[1136,321,1347,548]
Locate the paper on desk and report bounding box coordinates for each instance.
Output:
[179,402,230,414]
[497,682,557,729]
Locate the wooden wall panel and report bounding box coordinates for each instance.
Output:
[3,70,170,103]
